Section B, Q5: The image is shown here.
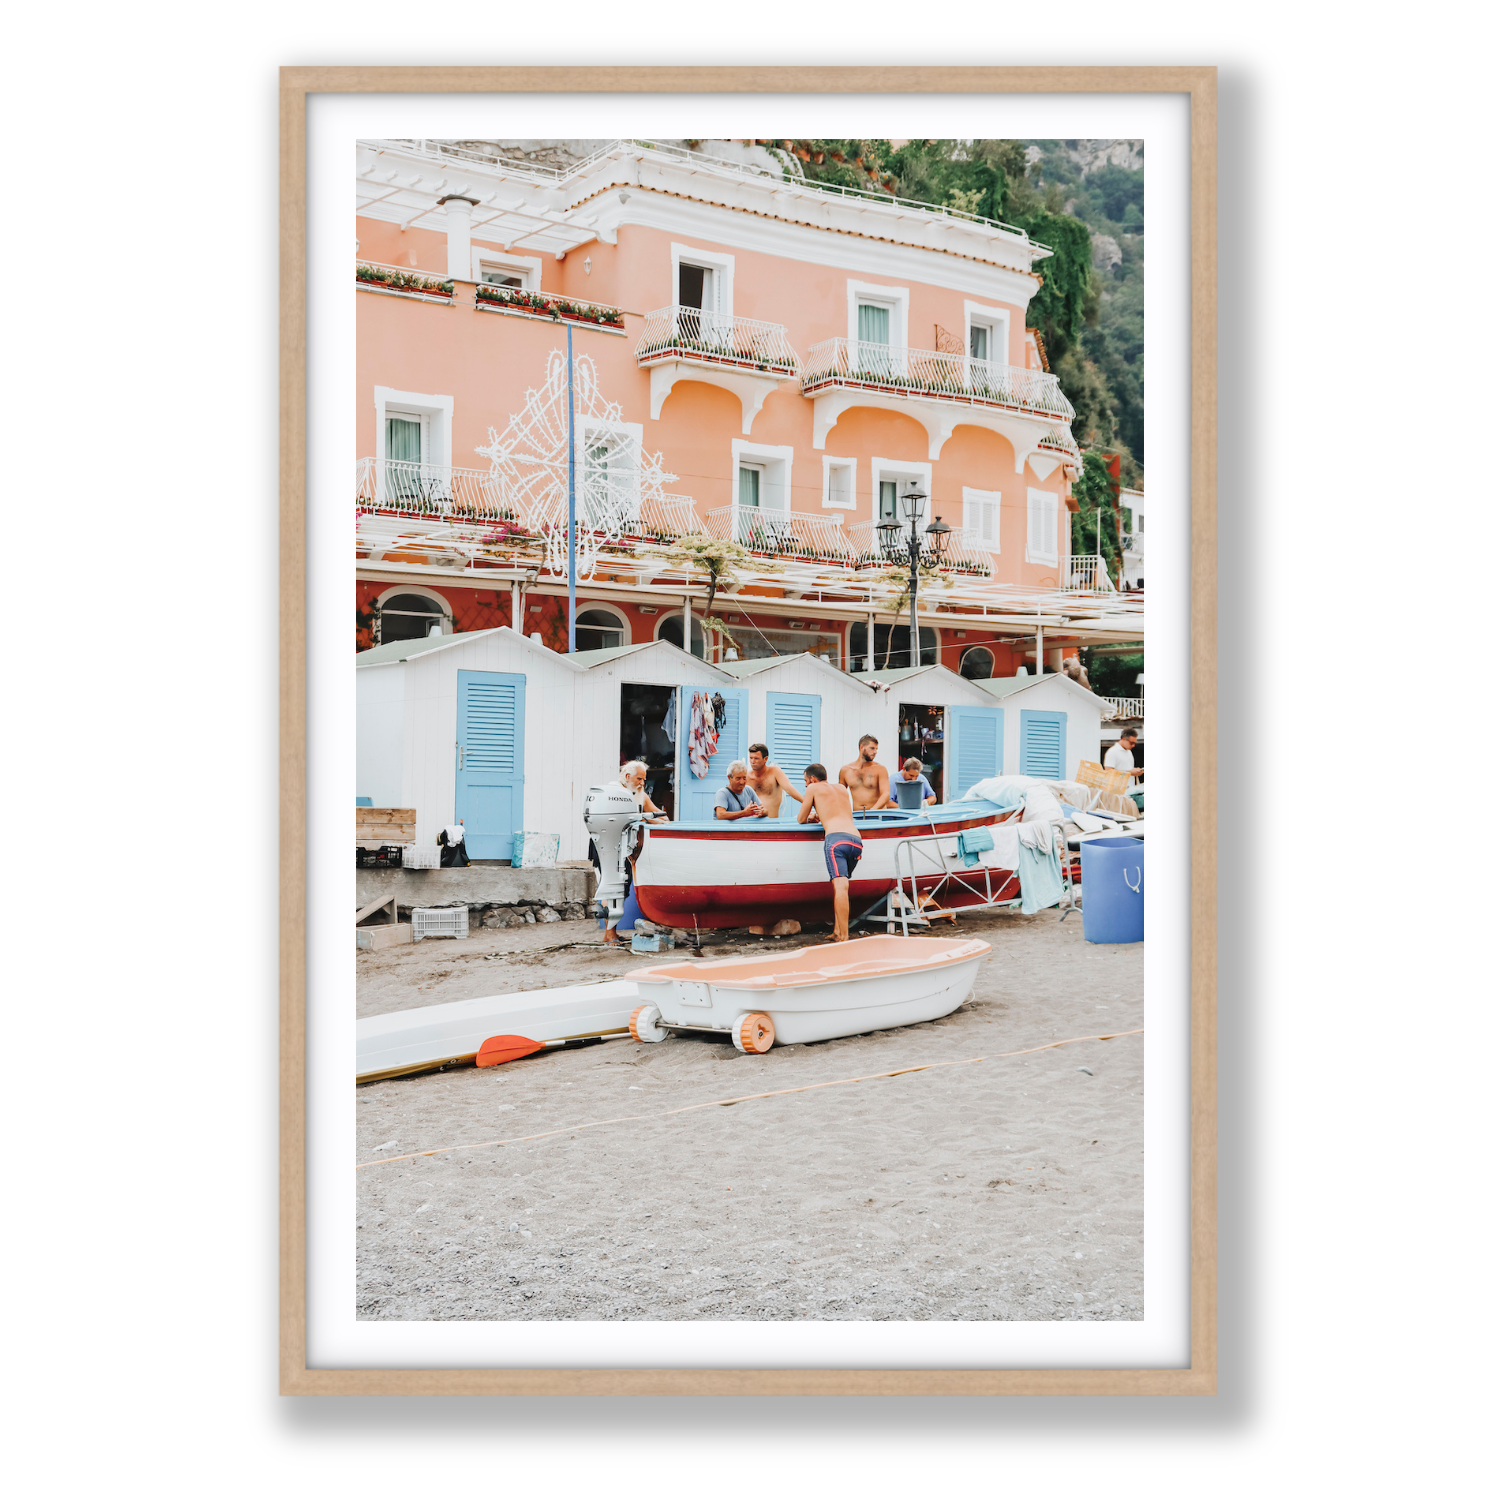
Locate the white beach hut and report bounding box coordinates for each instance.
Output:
[716,654,883,818]
[971,672,1107,784]
[355,628,740,860]
[848,663,1011,802]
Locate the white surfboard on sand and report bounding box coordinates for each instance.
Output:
[355,980,641,1082]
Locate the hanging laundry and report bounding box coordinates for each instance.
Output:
[688,691,718,778]
[662,692,679,744]
[711,691,727,732]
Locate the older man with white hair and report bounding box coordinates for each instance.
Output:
[714,761,767,821]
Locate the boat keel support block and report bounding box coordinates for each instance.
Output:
[733,1011,776,1054]
[629,1004,667,1044]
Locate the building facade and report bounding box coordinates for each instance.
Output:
[354,138,1143,679]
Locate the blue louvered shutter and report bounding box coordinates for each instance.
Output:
[946,706,1004,801]
[1018,709,1067,780]
[766,693,821,818]
[674,686,749,823]
[455,671,526,858]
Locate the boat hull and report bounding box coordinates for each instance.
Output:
[631,802,1020,930]
[629,935,991,1046]
[355,980,640,1082]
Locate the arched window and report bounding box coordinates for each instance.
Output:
[574,606,629,652]
[657,613,705,659]
[960,646,996,680]
[377,590,449,644]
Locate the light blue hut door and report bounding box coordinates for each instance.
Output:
[765,692,820,819]
[455,670,526,858]
[674,685,749,823]
[946,706,1004,801]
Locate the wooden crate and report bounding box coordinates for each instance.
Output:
[357,807,416,848]
[1075,760,1132,797]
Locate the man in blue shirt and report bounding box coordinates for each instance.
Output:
[890,757,937,807]
[714,762,767,821]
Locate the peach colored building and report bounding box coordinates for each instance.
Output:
[354,139,1143,681]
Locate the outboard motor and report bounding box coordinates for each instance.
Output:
[583,783,642,923]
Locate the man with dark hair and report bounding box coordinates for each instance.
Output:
[798,763,861,942]
[839,734,891,812]
[1104,729,1144,782]
[746,742,806,820]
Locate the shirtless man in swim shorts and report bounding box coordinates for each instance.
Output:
[746,742,806,821]
[797,762,862,942]
[839,734,891,813]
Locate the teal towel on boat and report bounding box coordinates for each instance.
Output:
[1017,840,1065,914]
[956,828,995,867]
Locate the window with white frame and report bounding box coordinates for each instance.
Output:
[374,387,452,504]
[375,586,451,644]
[1026,487,1059,565]
[729,440,793,548]
[822,457,856,510]
[964,301,1012,372]
[573,603,630,651]
[961,487,1001,550]
[577,418,642,530]
[870,457,932,525]
[473,249,542,290]
[672,243,734,343]
[848,281,909,377]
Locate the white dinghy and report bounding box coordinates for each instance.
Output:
[627,934,990,1054]
[355,980,640,1082]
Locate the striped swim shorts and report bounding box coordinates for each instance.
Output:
[823,830,864,881]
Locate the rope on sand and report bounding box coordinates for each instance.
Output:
[355,1029,1145,1170]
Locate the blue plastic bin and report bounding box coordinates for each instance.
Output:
[1080,837,1144,944]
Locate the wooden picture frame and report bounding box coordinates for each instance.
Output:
[282,65,1216,1395]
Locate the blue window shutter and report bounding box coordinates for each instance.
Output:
[675,686,750,822]
[1018,709,1067,780]
[766,693,821,818]
[946,706,1004,800]
[455,671,526,858]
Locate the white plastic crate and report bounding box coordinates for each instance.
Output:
[511,831,560,868]
[411,906,470,941]
[399,843,441,870]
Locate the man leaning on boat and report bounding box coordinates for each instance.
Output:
[797,763,863,943]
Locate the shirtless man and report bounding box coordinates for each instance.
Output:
[839,734,892,813]
[796,762,862,942]
[745,742,807,821]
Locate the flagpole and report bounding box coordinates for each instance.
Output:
[566,323,577,653]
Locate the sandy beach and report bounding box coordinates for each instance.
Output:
[355,911,1143,1322]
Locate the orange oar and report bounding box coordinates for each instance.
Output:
[476,1034,545,1068]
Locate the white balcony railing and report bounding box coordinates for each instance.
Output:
[802,339,1074,421]
[356,457,522,521]
[635,306,800,375]
[706,504,856,564]
[1064,554,1115,592]
[475,282,625,329]
[636,493,704,541]
[845,519,995,579]
[1121,532,1141,553]
[1100,696,1145,721]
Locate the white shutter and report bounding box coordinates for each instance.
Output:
[1026,488,1058,564]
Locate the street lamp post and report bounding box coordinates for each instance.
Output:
[876,480,950,668]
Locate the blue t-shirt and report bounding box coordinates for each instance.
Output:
[715,786,760,813]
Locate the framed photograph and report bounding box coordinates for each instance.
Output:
[282,66,1216,1395]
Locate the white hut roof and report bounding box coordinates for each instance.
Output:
[717,653,877,690]
[973,673,1107,709]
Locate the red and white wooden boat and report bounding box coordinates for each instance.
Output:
[630,800,1021,931]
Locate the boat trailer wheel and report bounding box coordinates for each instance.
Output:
[629,1003,666,1044]
[731,1011,776,1054]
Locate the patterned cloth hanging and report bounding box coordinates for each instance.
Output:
[687,691,719,778]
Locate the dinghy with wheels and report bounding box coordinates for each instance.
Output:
[627,934,990,1053]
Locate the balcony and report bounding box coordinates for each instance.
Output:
[1100,696,1145,721]
[475,282,625,330]
[1121,532,1142,554]
[706,504,856,566]
[637,306,800,435]
[802,338,1075,468]
[355,259,453,302]
[634,493,705,542]
[356,457,521,520]
[844,519,995,580]
[1064,554,1115,592]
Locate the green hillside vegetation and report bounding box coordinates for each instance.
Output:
[771,139,1144,485]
